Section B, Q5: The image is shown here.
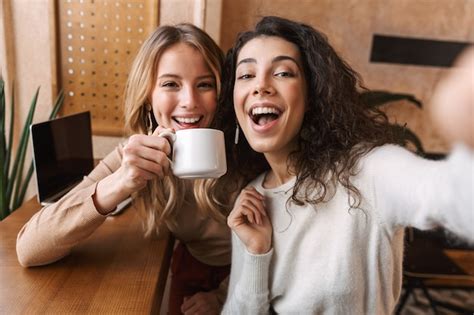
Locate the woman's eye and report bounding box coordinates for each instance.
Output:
[275,71,294,77]
[197,81,215,89]
[161,81,179,88]
[237,73,254,80]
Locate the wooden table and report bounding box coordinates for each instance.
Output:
[0,198,175,314]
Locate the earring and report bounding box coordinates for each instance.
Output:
[146,111,153,135]
[144,104,153,135]
[234,124,240,144]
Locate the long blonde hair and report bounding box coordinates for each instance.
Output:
[123,23,230,236]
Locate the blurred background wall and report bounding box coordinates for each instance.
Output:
[1,0,472,201]
[217,0,473,153]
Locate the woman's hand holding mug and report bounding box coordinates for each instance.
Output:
[227,187,272,255]
[93,126,173,215]
[118,126,173,194]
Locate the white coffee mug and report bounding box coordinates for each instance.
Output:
[159,128,227,179]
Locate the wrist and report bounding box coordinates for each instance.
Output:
[94,172,133,214]
[247,243,271,255]
[114,168,138,197]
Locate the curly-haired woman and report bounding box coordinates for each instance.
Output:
[217,16,473,314]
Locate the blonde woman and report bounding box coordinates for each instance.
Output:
[17,24,240,315]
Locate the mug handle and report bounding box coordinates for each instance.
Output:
[158,130,176,144]
[158,130,176,169]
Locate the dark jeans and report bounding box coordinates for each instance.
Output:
[168,242,230,315]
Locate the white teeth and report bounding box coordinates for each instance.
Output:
[175,117,200,124]
[251,107,280,115]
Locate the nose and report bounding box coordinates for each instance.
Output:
[180,86,198,109]
[253,75,274,96]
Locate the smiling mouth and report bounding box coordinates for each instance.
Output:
[173,116,203,127]
[249,106,281,126]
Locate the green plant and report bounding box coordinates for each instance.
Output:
[361,90,425,155]
[0,76,64,220]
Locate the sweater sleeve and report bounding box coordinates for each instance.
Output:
[222,232,273,315]
[364,144,473,242]
[16,144,125,267]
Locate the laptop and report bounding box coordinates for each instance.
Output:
[31,111,94,206]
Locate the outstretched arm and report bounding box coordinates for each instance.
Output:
[367,47,474,241]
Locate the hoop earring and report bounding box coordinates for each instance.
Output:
[234,124,240,144]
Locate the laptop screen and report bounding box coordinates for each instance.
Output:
[31,111,94,204]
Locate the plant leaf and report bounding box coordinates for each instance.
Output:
[49,90,64,119]
[0,78,5,168]
[361,91,422,109]
[0,78,5,157]
[14,162,34,210]
[7,87,39,211]
[5,84,14,188]
[11,158,24,210]
[0,78,6,219]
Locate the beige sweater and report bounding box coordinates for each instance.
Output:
[16,142,231,268]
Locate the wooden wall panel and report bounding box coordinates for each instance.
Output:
[159,0,195,25]
[220,0,474,152]
[158,0,222,45]
[56,0,159,136]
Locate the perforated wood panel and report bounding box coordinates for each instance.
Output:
[56,0,158,136]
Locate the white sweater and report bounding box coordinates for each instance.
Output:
[222,144,473,315]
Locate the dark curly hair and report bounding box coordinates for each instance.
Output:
[213,16,403,208]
